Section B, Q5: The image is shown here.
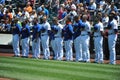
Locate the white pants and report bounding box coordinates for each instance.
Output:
[21,38,30,57]
[64,40,73,61]
[54,37,63,60]
[80,35,90,62]
[12,34,20,56]
[41,35,50,59]
[74,36,82,61]
[50,39,56,59]
[108,34,117,64]
[32,38,41,58]
[94,36,103,63]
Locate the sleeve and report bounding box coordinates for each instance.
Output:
[47,23,51,30]
[17,24,22,32]
[87,22,91,32]
[105,17,109,23]
[112,20,118,30]
[100,23,104,31]
[27,25,31,33]
[37,24,41,32]
[69,24,74,34]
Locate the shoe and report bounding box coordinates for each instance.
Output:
[109,63,116,65]
[21,56,28,58]
[93,61,98,64]
[13,55,20,57]
[99,61,104,64]
[84,61,90,63]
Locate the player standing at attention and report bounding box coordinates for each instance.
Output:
[73,15,83,62]
[93,16,104,64]
[11,18,21,57]
[62,16,74,61]
[21,21,30,58]
[80,15,91,62]
[52,17,64,60]
[41,16,51,60]
[32,18,42,59]
[107,11,118,65]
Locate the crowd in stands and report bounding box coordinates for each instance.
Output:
[0,0,119,32]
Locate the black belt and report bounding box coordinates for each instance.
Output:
[54,36,61,38]
[41,34,48,36]
[108,33,114,35]
[81,34,88,36]
[94,36,101,38]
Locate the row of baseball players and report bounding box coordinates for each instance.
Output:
[11,11,118,65]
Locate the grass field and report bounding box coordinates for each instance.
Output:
[0,57,120,80]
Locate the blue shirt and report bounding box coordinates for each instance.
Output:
[0,13,4,19]
[49,25,55,40]
[62,23,74,41]
[12,23,21,35]
[62,12,67,19]
[5,24,11,31]
[88,3,96,10]
[21,24,30,39]
[0,0,5,4]
[85,0,90,3]
[73,20,83,39]
[44,8,49,16]
[32,24,42,41]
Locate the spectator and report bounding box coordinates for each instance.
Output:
[52,0,60,15]
[99,0,106,7]
[107,2,118,14]
[28,0,36,7]
[21,8,30,20]
[102,13,109,28]
[62,7,68,19]
[88,0,97,21]
[58,4,64,20]
[25,2,33,13]
[0,0,5,4]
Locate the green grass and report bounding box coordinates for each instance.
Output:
[0,57,120,80]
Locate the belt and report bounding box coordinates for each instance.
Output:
[81,34,88,36]
[41,34,48,36]
[54,36,61,38]
[94,35,101,38]
[108,33,114,35]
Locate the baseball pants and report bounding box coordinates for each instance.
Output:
[94,36,103,63]
[64,40,73,61]
[74,36,82,61]
[12,34,20,56]
[21,38,30,57]
[50,39,56,59]
[54,37,63,60]
[41,35,50,59]
[108,34,117,64]
[32,38,41,58]
[80,35,90,62]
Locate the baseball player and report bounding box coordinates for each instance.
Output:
[93,16,104,63]
[49,25,56,60]
[21,21,30,58]
[73,15,83,62]
[11,18,21,57]
[107,11,118,65]
[32,18,42,59]
[80,15,91,62]
[52,17,63,60]
[41,16,51,60]
[62,16,74,61]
